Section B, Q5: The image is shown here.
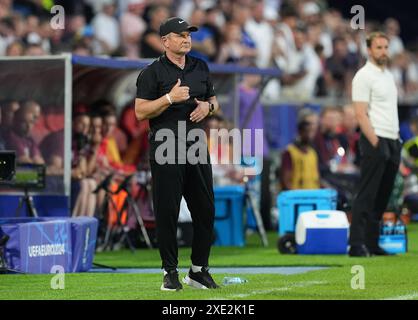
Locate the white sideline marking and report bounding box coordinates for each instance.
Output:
[383,292,418,300]
[211,280,327,300]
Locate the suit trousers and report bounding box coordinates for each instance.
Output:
[349,135,401,249]
[150,159,215,271]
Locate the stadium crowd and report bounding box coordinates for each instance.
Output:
[0,0,417,101]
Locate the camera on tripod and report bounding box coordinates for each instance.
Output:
[13,163,46,190]
[0,151,46,217]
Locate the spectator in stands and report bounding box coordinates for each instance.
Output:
[313,42,328,96]
[36,18,54,54]
[6,40,24,56]
[25,100,47,145]
[90,111,103,136]
[71,111,91,189]
[313,106,348,175]
[0,16,15,56]
[120,0,146,59]
[24,18,50,52]
[84,113,109,216]
[280,117,320,190]
[101,108,124,168]
[61,14,87,49]
[230,2,256,48]
[244,0,274,68]
[0,0,12,17]
[264,3,298,100]
[72,40,93,56]
[24,43,46,56]
[341,104,360,168]
[390,51,418,100]
[73,111,91,155]
[85,110,134,220]
[384,18,404,58]
[40,129,64,175]
[86,112,104,176]
[217,21,257,65]
[5,101,45,164]
[97,105,134,174]
[0,100,19,131]
[188,8,216,63]
[140,4,169,58]
[95,101,128,157]
[223,1,258,66]
[313,104,359,209]
[300,0,322,26]
[217,0,233,21]
[119,102,150,165]
[205,114,246,186]
[324,36,359,98]
[71,112,98,217]
[49,26,66,54]
[201,6,223,62]
[280,23,322,100]
[175,0,206,21]
[297,107,320,135]
[272,4,298,70]
[91,0,120,55]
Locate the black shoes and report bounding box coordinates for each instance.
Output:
[161,267,219,291]
[368,247,392,256]
[349,245,394,257]
[348,245,370,257]
[161,270,183,291]
[183,267,220,289]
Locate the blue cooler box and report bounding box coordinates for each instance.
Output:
[214,185,245,246]
[277,189,337,236]
[295,210,349,254]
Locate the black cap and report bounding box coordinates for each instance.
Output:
[159,17,198,37]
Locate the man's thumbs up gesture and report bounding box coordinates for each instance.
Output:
[167,79,190,104]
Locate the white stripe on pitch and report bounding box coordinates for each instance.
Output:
[383,292,418,300]
[210,281,327,300]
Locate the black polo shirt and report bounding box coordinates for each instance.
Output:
[136,53,216,160]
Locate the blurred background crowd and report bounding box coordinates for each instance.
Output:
[0,0,417,102]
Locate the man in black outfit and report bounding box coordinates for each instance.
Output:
[135,17,220,291]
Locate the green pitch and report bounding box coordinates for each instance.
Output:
[1,223,417,300]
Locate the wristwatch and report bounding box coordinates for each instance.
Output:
[208,102,215,116]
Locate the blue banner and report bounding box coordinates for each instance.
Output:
[20,220,72,274]
[0,217,97,274]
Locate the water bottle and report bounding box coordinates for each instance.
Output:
[222,277,248,285]
[394,220,405,235]
[383,221,394,235]
[329,156,339,173]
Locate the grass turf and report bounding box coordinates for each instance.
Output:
[1,223,417,300]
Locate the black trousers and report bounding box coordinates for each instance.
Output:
[150,159,215,271]
[349,135,401,249]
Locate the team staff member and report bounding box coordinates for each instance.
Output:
[135,17,220,291]
[349,32,401,257]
